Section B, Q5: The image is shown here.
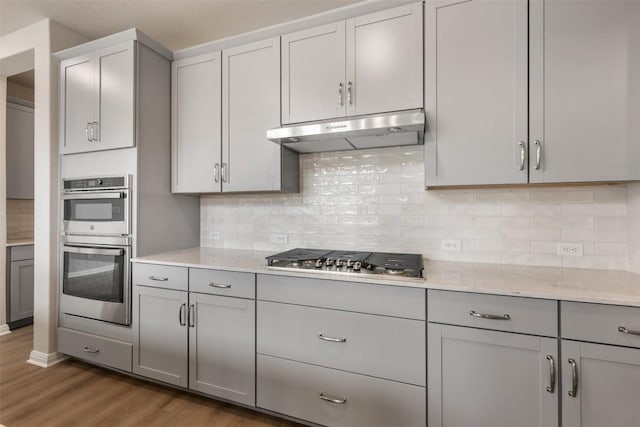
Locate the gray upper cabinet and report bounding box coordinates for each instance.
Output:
[424,0,528,186]
[529,0,640,183]
[60,41,135,154]
[171,52,222,193]
[282,2,423,125]
[6,101,34,199]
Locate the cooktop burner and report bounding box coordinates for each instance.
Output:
[266,248,424,280]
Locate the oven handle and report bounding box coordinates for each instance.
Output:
[63,245,124,257]
[62,192,126,200]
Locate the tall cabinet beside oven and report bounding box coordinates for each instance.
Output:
[55,29,200,373]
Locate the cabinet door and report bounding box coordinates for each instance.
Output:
[428,324,558,427]
[424,0,528,187]
[9,259,34,321]
[171,52,222,193]
[5,102,34,199]
[530,0,640,183]
[60,54,95,154]
[282,22,346,124]
[189,293,255,406]
[94,41,136,151]
[133,286,188,387]
[222,38,282,192]
[346,2,423,117]
[562,340,640,427]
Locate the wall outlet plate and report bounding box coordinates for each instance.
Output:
[209,231,221,240]
[269,233,288,244]
[441,239,462,252]
[557,242,583,256]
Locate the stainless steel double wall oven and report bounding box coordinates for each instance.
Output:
[60,176,132,325]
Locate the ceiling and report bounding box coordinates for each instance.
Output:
[0,0,363,52]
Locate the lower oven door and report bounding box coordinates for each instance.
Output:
[60,244,131,325]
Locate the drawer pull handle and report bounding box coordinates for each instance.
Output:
[469,310,511,320]
[318,333,346,343]
[319,393,347,404]
[209,283,231,289]
[618,326,640,336]
[82,346,100,354]
[546,355,555,393]
[568,358,578,398]
[149,276,168,281]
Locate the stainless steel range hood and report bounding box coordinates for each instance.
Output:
[267,109,425,153]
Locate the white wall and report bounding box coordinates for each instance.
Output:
[0,19,87,363]
[202,146,631,271]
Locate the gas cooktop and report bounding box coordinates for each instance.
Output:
[266,248,424,280]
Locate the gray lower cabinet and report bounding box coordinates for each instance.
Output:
[6,245,34,323]
[58,327,133,372]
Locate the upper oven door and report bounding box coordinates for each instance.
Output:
[62,190,130,236]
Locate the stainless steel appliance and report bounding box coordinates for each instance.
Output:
[60,175,133,325]
[266,248,424,280]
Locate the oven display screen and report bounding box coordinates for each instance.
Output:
[64,199,125,222]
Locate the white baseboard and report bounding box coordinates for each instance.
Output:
[27,350,68,368]
[0,324,11,336]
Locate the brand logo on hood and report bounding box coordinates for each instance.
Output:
[326,124,347,130]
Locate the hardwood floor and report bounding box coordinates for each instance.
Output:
[0,326,302,426]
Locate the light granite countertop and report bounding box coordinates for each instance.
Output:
[132,247,640,307]
[6,239,34,247]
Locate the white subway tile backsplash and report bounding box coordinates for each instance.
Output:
[201,146,632,271]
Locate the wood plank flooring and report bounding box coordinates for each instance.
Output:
[0,326,303,426]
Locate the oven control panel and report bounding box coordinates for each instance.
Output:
[63,176,129,191]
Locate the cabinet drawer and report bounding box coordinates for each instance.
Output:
[257,301,425,386]
[428,290,557,337]
[257,274,425,320]
[189,268,254,299]
[257,355,426,427]
[10,245,34,261]
[58,327,132,372]
[562,302,640,348]
[132,263,187,291]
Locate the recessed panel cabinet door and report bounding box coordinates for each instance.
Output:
[10,259,34,321]
[222,38,281,192]
[189,293,256,406]
[282,22,346,124]
[61,55,95,154]
[171,52,222,193]
[424,0,528,186]
[530,0,640,183]
[562,340,640,427]
[428,324,559,427]
[346,3,423,117]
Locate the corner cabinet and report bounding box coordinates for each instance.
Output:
[171,38,298,194]
[425,0,640,187]
[59,41,135,154]
[281,2,423,124]
[6,101,34,199]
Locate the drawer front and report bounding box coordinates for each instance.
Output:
[132,263,187,291]
[257,301,425,386]
[58,327,132,372]
[11,245,34,261]
[428,290,557,337]
[189,268,255,299]
[257,355,426,427]
[257,274,425,320]
[562,301,640,348]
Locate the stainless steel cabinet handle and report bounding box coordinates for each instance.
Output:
[92,121,99,142]
[88,122,95,141]
[188,304,195,328]
[338,82,344,106]
[149,276,168,282]
[179,303,187,326]
[319,393,347,404]
[86,123,91,142]
[221,163,228,183]
[534,140,542,170]
[469,310,511,320]
[82,346,100,354]
[214,163,220,183]
[318,333,347,343]
[546,355,556,393]
[347,81,353,105]
[209,283,231,289]
[618,326,640,336]
[568,358,578,397]
[518,141,526,170]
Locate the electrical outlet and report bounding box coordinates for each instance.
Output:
[269,233,288,244]
[209,231,221,241]
[557,242,583,256]
[441,239,462,252]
